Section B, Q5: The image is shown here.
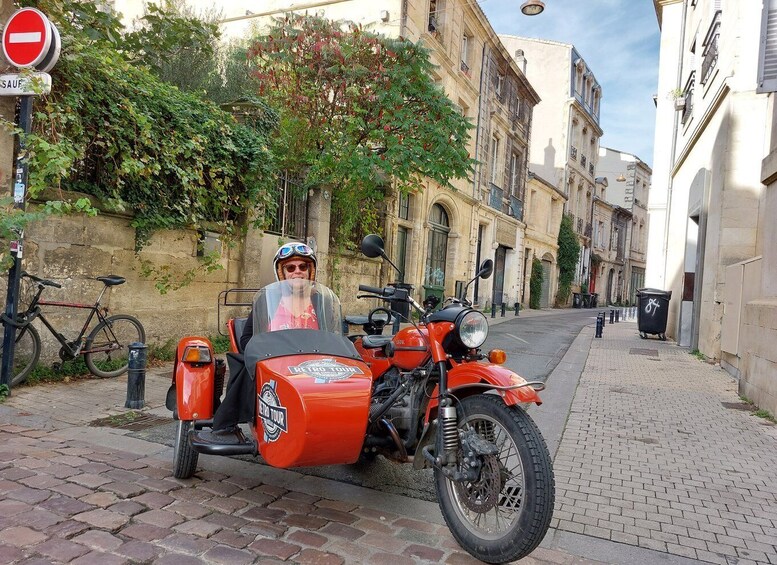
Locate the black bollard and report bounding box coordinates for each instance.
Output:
[514,302,520,316]
[615,309,620,323]
[609,310,615,324]
[599,311,606,325]
[491,304,496,318]
[501,303,506,317]
[125,342,147,409]
[595,314,603,338]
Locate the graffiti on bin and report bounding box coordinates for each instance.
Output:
[644,298,660,316]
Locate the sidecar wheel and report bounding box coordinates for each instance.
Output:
[435,395,554,564]
[173,420,199,479]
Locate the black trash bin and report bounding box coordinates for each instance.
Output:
[636,288,672,340]
[591,293,598,308]
[572,292,581,308]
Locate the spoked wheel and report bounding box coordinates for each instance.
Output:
[435,395,555,564]
[173,420,199,479]
[84,315,145,378]
[0,324,41,387]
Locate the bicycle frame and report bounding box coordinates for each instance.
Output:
[24,284,112,356]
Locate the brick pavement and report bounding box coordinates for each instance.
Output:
[0,366,600,564]
[552,320,777,564]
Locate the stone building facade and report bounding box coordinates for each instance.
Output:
[596,147,651,303]
[498,36,603,302]
[651,0,777,413]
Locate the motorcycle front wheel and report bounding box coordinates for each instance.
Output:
[434,394,555,564]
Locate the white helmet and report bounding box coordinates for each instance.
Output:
[273,242,317,281]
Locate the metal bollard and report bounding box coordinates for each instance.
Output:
[600,311,606,325]
[125,342,147,409]
[501,303,506,317]
[595,313,604,338]
[514,302,520,316]
[491,304,496,318]
[615,309,620,323]
[609,310,615,324]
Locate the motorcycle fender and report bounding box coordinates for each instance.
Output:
[174,336,215,421]
[424,363,542,423]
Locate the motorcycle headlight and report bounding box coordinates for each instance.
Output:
[456,311,489,349]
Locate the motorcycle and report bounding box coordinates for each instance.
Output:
[167,234,554,564]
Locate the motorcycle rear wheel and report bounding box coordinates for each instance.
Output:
[435,394,555,564]
[173,420,199,479]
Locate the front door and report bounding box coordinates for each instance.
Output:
[492,245,507,305]
[541,259,552,308]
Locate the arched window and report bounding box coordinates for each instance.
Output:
[424,204,450,293]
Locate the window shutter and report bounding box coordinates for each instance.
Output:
[759,0,777,92]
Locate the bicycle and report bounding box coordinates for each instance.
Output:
[1,272,145,386]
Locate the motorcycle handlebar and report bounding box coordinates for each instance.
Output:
[358,284,388,296]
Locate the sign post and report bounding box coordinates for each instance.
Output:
[0,8,60,392]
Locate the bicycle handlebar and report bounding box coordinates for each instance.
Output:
[22,272,62,288]
[358,284,389,296]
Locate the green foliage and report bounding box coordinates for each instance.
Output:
[149,338,177,363]
[0,384,8,402]
[248,14,474,250]
[529,257,543,310]
[2,0,278,290]
[136,251,223,295]
[210,334,231,354]
[556,214,580,306]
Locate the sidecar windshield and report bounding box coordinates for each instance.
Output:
[245,280,360,366]
[251,280,343,335]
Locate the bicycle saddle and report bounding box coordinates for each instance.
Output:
[97,275,126,286]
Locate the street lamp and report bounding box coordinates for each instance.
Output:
[616,173,626,182]
[520,0,545,15]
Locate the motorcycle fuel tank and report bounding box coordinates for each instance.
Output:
[391,327,430,370]
[254,355,373,468]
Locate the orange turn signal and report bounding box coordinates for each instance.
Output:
[182,346,212,364]
[488,349,507,364]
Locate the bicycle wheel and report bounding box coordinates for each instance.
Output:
[0,324,41,387]
[84,315,145,378]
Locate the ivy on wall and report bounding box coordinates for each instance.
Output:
[529,257,543,309]
[556,214,580,306]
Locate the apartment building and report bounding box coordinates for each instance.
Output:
[651,0,776,413]
[597,147,651,303]
[498,36,603,301]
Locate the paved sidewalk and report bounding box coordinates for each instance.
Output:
[552,320,777,564]
[0,313,774,564]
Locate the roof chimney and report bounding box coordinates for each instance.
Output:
[514,49,527,74]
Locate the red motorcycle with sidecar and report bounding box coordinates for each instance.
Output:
[167,234,554,564]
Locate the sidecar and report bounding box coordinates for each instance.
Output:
[167,281,374,479]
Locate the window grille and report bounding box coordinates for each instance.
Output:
[266,172,308,240]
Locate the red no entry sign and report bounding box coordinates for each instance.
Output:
[2,8,57,70]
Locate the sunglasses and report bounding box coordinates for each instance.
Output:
[283,262,310,273]
[278,243,314,259]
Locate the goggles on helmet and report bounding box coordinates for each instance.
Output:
[277,243,314,260]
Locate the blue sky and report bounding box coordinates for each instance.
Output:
[480,0,660,167]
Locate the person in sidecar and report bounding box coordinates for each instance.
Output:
[193,242,318,446]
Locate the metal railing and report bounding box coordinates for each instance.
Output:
[267,172,308,240]
[570,146,578,160]
[701,11,720,86]
[489,183,503,211]
[589,162,595,176]
[681,71,695,126]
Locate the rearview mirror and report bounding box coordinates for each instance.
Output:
[478,259,493,280]
[360,234,385,259]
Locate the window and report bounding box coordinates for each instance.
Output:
[461,32,472,75]
[509,151,523,196]
[267,172,307,239]
[428,0,442,34]
[490,136,500,184]
[398,192,411,220]
[396,226,409,282]
[495,73,505,99]
[681,71,695,125]
[758,0,777,92]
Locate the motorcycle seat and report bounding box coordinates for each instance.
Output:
[361,335,393,349]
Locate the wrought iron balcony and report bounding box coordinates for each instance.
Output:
[577,217,584,233]
[570,146,578,160]
[581,154,587,168]
[681,71,695,126]
[701,11,720,86]
[589,162,595,176]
